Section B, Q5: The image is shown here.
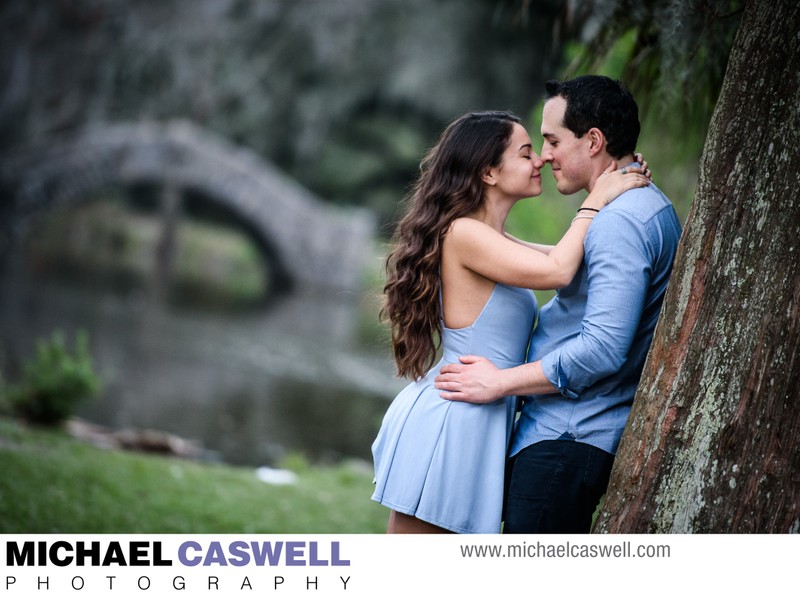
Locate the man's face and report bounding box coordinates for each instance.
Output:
[540,96,591,195]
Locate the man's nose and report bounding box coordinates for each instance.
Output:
[540,148,554,162]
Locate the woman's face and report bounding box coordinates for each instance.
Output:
[486,123,544,199]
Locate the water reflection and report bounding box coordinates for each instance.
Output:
[0,275,404,467]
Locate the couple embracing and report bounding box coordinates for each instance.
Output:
[371,75,682,534]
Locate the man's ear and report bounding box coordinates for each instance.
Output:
[587,127,606,157]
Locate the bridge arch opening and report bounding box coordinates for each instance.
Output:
[177,184,295,299]
[14,179,294,311]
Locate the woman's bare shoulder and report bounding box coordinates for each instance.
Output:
[447,217,493,240]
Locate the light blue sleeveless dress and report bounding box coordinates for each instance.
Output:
[371,283,537,533]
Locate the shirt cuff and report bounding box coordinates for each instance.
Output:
[541,351,580,399]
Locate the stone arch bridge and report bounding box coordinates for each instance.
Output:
[0,121,375,293]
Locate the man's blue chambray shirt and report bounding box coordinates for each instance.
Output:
[510,179,682,457]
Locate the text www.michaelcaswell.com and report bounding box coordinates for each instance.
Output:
[460,541,671,559]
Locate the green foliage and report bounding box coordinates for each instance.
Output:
[562,0,744,134]
[6,330,100,426]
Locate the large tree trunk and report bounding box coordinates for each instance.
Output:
[594,0,800,533]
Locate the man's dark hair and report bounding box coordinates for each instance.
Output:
[545,75,640,159]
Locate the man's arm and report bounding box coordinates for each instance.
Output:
[539,210,650,397]
[435,357,556,404]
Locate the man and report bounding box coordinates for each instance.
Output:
[434,75,682,533]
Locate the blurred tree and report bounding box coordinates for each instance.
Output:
[585,0,800,532]
[566,0,744,129]
[0,0,575,229]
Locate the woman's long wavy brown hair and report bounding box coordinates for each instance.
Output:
[382,111,520,379]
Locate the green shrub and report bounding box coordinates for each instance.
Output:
[8,330,100,425]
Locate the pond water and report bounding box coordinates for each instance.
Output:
[0,274,405,468]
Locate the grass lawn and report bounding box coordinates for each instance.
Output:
[0,418,388,534]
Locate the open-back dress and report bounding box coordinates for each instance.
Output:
[371,282,537,533]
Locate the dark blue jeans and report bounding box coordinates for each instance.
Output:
[503,439,615,534]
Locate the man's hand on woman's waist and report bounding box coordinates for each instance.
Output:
[436,357,557,403]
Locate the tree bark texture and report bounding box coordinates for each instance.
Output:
[595,0,800,533]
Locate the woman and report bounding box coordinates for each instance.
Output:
[371,111,648,534]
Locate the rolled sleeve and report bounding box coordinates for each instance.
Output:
[544,210,652,398]
[541,349,579,398]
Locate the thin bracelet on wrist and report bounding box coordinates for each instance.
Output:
[577,207,600,213]
[571,215,596,224]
